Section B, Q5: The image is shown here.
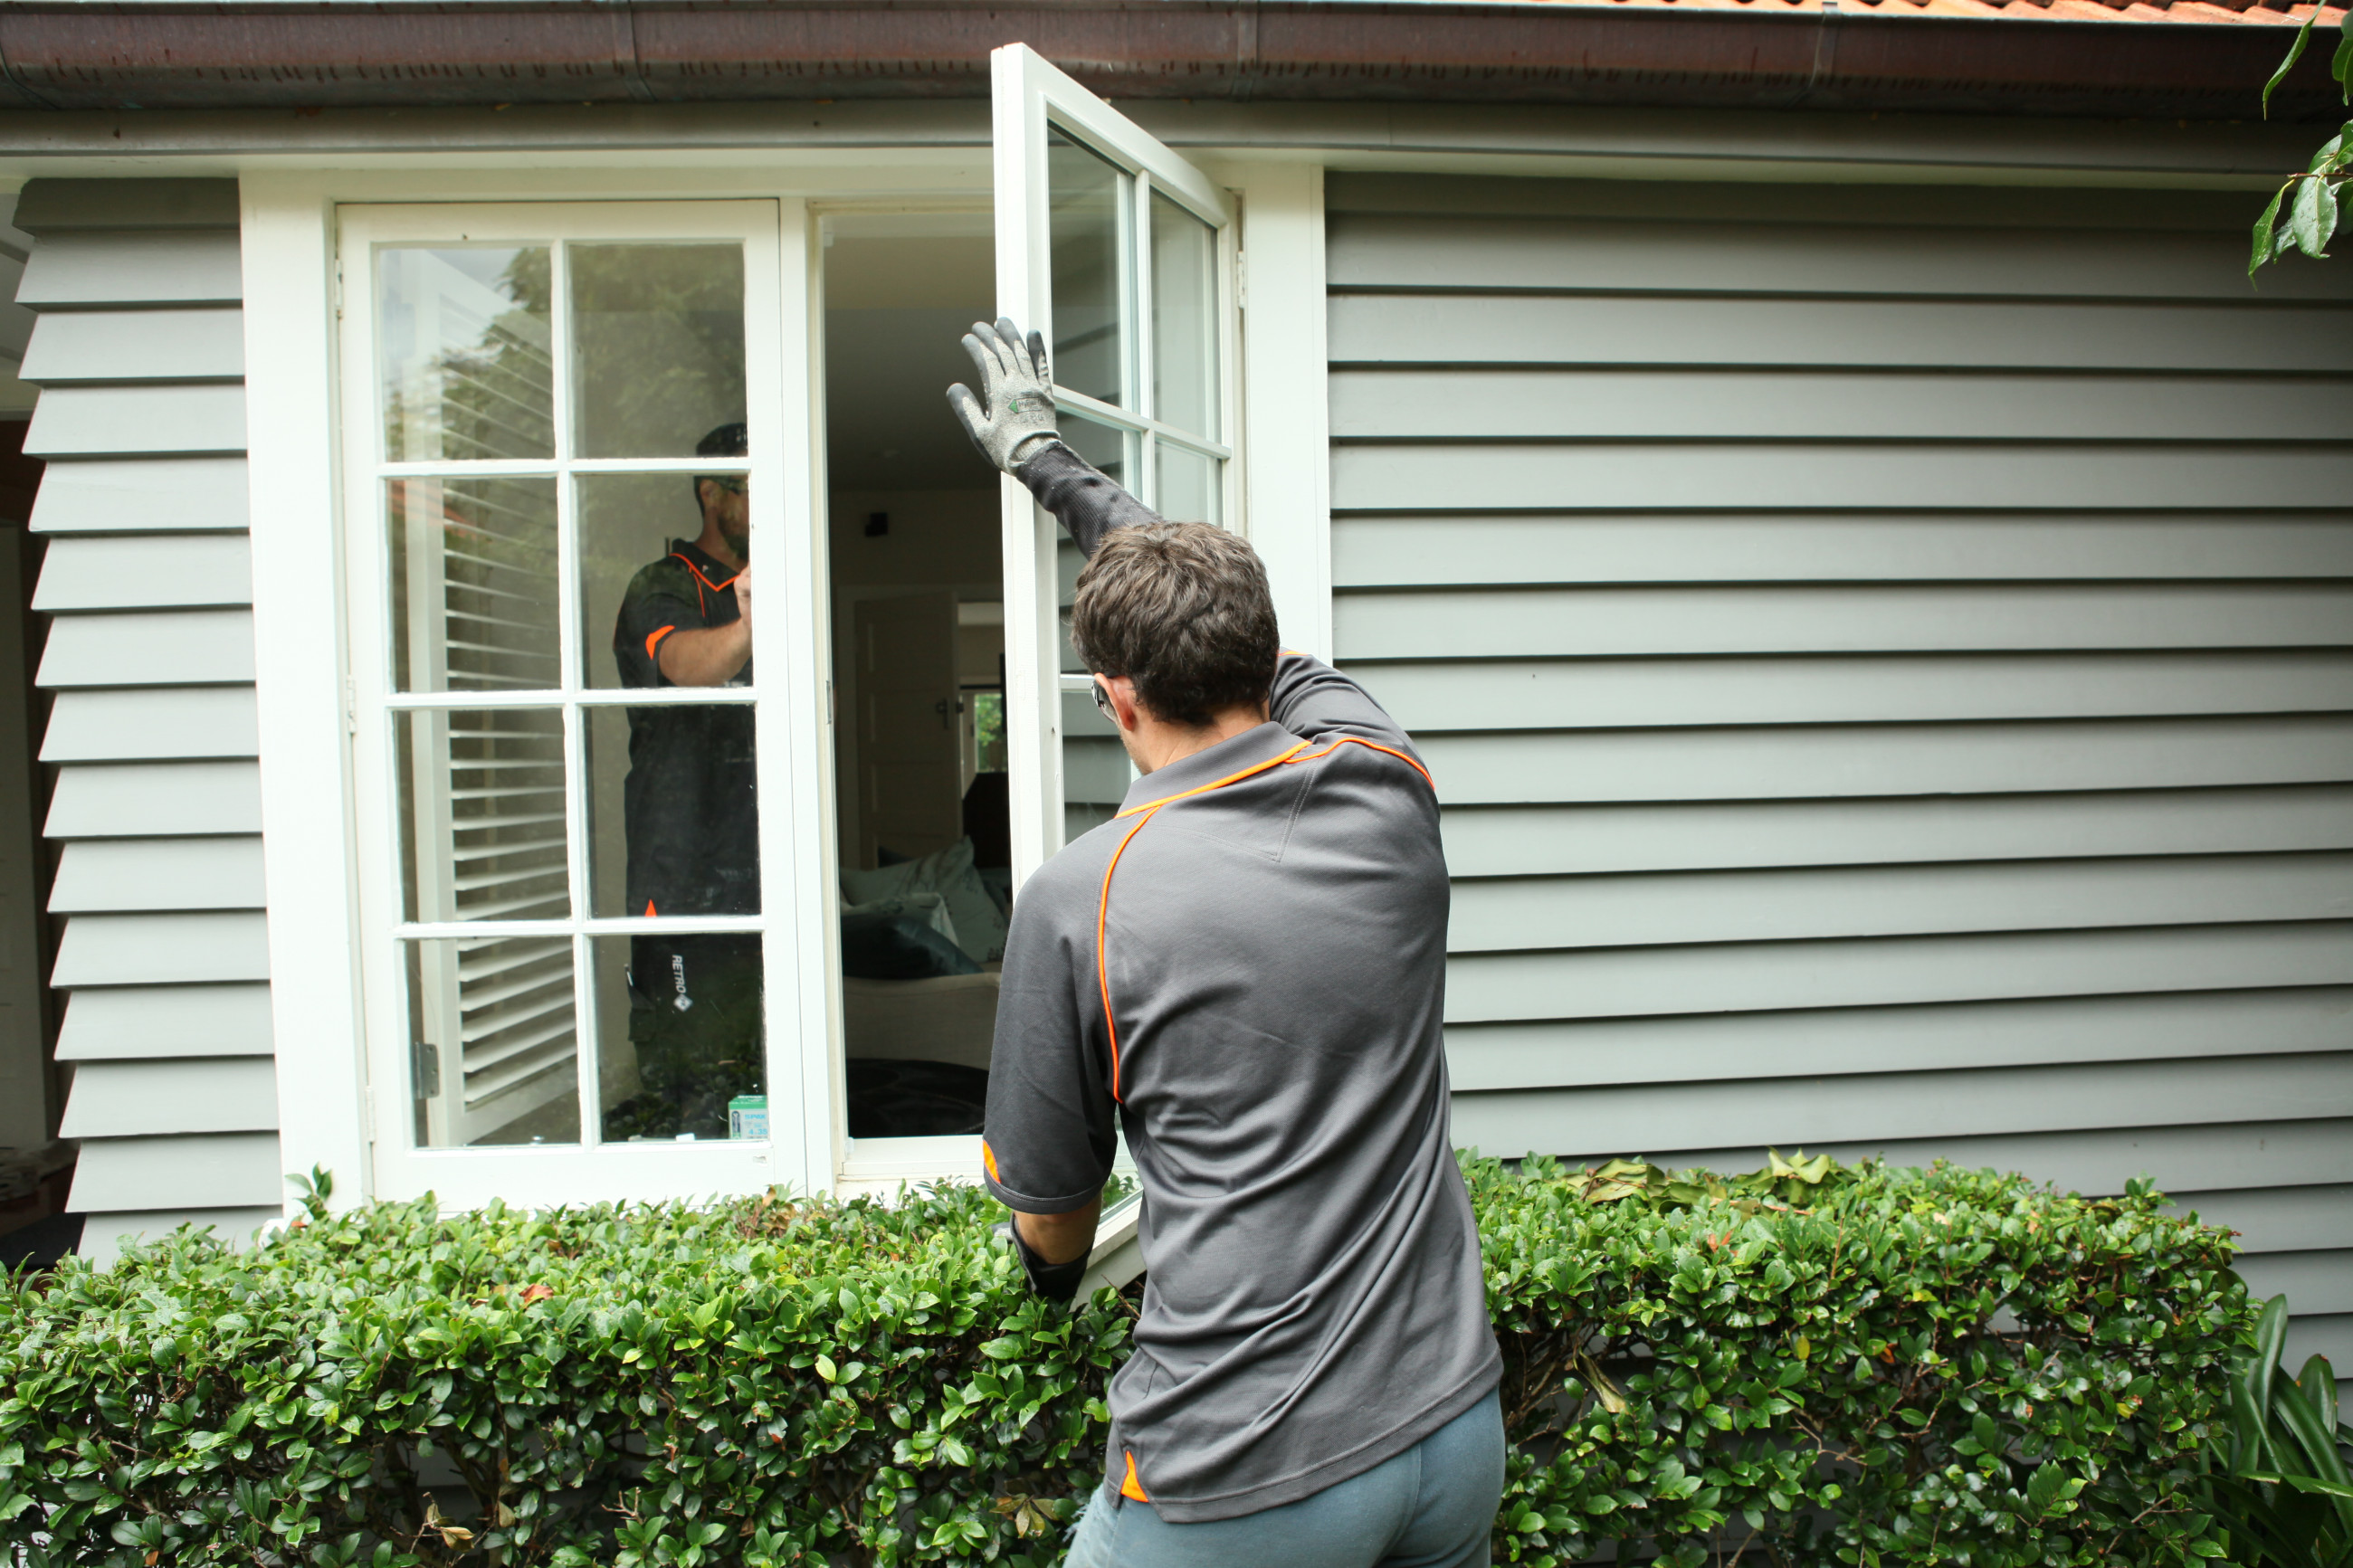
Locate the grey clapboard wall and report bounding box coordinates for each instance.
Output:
[1326,172,2353,1380]
[14,178,279,1259]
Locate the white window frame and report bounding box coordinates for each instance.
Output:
[991,43,1244,881]
[332,198,814,1209]
[240,151,1327,1215]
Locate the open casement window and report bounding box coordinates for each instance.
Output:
[338,202,814,1208]
[992,44,1242,876]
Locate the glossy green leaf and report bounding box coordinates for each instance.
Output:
[2267,5,2327,116]
[2253,183,2292,279]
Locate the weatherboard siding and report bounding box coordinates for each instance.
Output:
[14,178,280,1261]
[1326,172,2353,1375]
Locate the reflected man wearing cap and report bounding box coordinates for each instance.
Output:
[609,421,761,1139]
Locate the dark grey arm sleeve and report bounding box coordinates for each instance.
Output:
[1013,441,1166,559]
[1269,650,1424,763]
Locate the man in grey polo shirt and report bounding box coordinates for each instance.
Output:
[949,319,1503,1568]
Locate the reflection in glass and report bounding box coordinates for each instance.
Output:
[1156,442,1220,527]
[379,247,553,463]
[585,702,758,920]
[571,243,748,460]
[407,934,579,1148]
[1062,681,1130,843]
[578,470,750,692]
[593,933,764,1142]
[1049,130,1128,408]
[1053,413,1139,837]
[388,477,559,694]
[1151,193,1218,441]
[1059,409,1131,490]
[396,707,570,925]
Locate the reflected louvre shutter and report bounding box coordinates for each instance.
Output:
[399,480,576,1145]
[412,934,577,1146]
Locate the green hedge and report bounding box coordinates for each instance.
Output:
[0,1157,2247,1567]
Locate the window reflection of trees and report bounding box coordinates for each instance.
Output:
[570,243,748,459]
[384,247,555,464]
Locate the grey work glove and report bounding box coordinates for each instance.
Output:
[948,318,1062,475]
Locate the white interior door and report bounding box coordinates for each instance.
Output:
[991,43,1241,880]
[853,591,963,865]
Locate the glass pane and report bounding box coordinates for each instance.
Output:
[593,933,764,1142]
[1059,409,1132,497]
[1155,442,1220,527]
[1150,192,1218,441]
[580,470,750,692]
[1048,129,1128,408]
[570,242,748,460]
[387,477,559,694]
[1062,684,1130,844]
[396,707,570,924]
[379,247,553,463]
[1053,410,1140,841]
[586,702,758,919]
[406,934,579,1148]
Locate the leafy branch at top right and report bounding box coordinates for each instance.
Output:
[2252,5,2353,276]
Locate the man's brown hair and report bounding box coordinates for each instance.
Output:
[1071,522,1278,728]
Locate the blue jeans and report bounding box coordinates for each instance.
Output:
[1063,1389,1504,1568]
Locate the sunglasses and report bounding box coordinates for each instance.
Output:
[1091,676,1118,723]
[702,474,749,496]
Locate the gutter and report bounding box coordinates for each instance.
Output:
[0,1,2339,121]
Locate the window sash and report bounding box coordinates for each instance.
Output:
[336,200,812,1208]
[988,43,1242,885]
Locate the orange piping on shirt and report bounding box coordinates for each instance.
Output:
[981,1139,1001,1182]
[1114,740,1312,818]
[1096,803,1162,1104]
[1286,735,1436,791]
[1120,1450,1149,1502]
[670,551,740,595]
[645,624,679,661]
[644,899,657,917]
[1096,735,1434,1107]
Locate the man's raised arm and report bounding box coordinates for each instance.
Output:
[949,315,1420,760]
[948,318,1164,559]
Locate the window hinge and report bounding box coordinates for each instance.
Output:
[825,679,834,726]
[1235,252,1248,311]
[343,676,357,736]
[333,258,344,321]
[412,1040,441,1100]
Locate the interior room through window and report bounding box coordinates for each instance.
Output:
[819,213,1013,1144]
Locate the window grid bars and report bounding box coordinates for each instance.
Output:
[1050,385,1230,462]
[375,236,767,1151]
[544,241,604,1145]
[1123,166,1152,508]
[399,916,763,942]
[379,457,752,479]
[385,688,756,710]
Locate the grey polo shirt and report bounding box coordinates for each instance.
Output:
[981,649,1503,1524]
